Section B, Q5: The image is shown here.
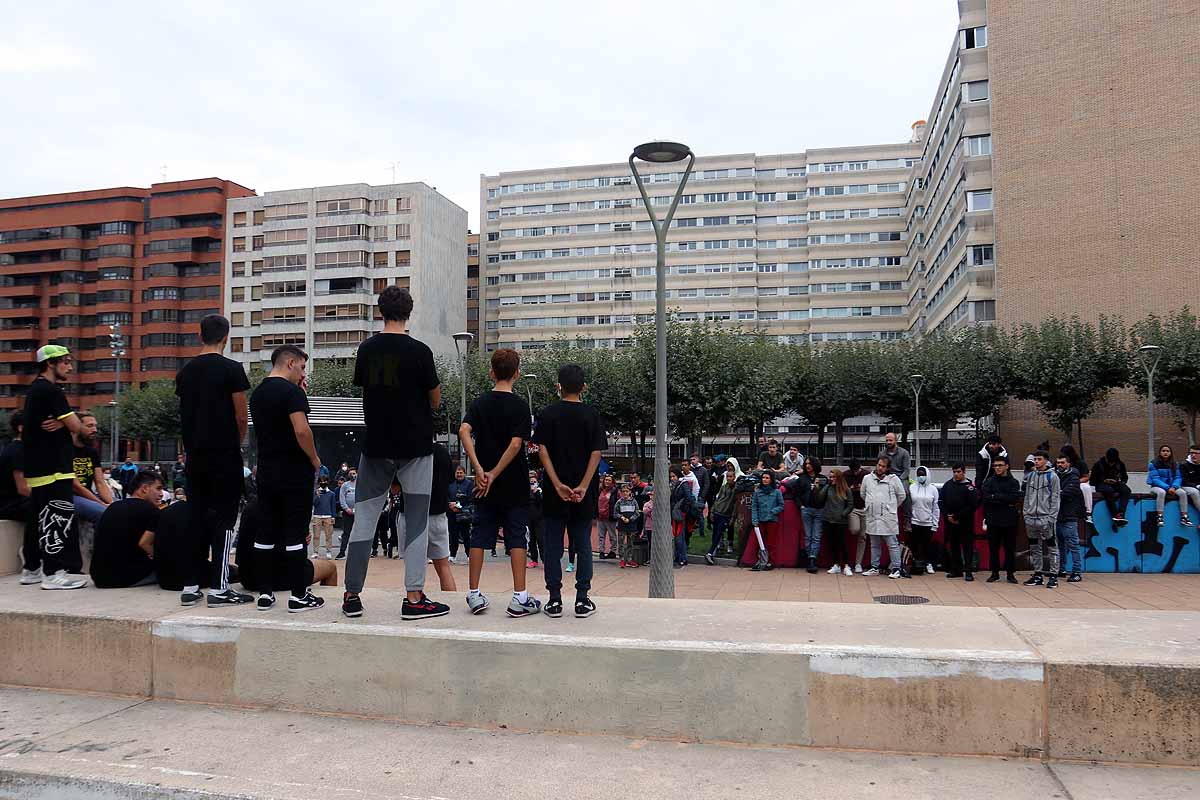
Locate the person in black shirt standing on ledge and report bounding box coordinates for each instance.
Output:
[249,345,324,613]
[174,315,252,608]
[459,348,540,618]
[90,472,162,589]
[24,344,89,590]
[533,363,607,619]
[341,286,446,621]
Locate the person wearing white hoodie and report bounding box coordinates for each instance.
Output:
[908,465,940,575]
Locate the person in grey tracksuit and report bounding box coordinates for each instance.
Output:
[1022,451,1061,586]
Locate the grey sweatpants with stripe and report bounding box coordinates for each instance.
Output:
[345,455,433,593]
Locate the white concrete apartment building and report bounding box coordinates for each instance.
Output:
[224,183,467,367]
[478,1,994,351]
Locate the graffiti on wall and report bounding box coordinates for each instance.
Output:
[1085,498,1200,573]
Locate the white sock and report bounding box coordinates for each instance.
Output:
[468,588,480,598]
[183,585,199,594]
[515,590,528,603]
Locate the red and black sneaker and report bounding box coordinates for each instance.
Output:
[402,593,451,621]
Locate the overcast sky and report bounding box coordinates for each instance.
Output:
[1,1,958,230]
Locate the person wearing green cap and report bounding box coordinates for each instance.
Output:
[23,344,88,590]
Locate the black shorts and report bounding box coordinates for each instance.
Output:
[470,503,529,551]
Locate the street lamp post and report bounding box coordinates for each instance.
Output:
[630,140,695,599]
[109,324,126,462]
[519,374,538,419]
[452,332,475,469]
[908,374,925,470]
[1138,344,1163,465]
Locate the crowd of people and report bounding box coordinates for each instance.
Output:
[5,287,1198,615]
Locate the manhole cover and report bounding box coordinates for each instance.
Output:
[873,594,929,605]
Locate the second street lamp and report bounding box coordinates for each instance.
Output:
[908,373,925,470]
[1138,344,1163,466]
[452,332,474,467]
[630,140,695,600]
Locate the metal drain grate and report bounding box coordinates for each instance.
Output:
[873,594,929,605]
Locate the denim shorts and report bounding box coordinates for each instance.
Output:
[470,502,529,551]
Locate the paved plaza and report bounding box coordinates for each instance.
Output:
[358,552,1200,611]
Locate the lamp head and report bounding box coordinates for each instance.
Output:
[632,141,692,164]
[1138,344,1163,372]
[452,331,475,343]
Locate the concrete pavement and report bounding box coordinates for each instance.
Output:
[0,688,1197,800]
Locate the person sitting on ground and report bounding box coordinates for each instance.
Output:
[1090,448,1131,525]
[89,472,163,589]
[235,501,337,596]
[1148,444,1189,528]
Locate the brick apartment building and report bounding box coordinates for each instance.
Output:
[0,178,253,413]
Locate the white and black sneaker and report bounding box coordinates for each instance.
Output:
[288,591,325,613]
[574,597,597,618]
[256,593,276,612]
[207,589,254,607]
[180,590,204,607]
[544,598,564,618]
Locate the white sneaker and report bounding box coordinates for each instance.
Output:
[827,564,841,575]
[925,563,935,575]
[843,565,853,577]
[863,567,880,576]
[19,567,44,585]
[888,569,901,579]
[324,550,333,560]
[853,564,863,574]
[41,570,87,590]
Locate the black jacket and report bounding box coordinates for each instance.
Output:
[1180,459,1200,489]
[692,464,710,504]
[791,473,828,510]
[1090,457,1129,488]
[981,473,1023,528]
[974,445,1008,488]
[940,479,979,520]
[1056,466,1084,522]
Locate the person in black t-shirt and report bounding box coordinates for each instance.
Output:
[90,472,162,588]
[459,348,540,618]
[174,315,251,608]
[23,344,88,590]
[248,345,324,613]
[71,412,111,524]
[341,286,446,622]
[533,363,607,619]
[0,412,34,582]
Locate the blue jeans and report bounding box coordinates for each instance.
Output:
[74,496,107,523]
[674,522,689,564]
[707,513,731,555]
[542,515,594,600]
[802,507,824,560]
[1056,519,1083,574]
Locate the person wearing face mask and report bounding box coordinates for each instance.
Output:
[940,462,979,581]
[860,456,907,579]
[1178,444,1200,528]
[981,455,1021,583]
[908,465,940,575]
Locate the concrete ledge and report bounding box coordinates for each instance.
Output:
[0,578,1197,764]
[0,518,22,576]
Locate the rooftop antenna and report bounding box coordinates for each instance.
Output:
[160,164,168,181]
[385,162,399,184]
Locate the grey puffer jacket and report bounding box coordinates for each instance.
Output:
[1022,468,1060,519]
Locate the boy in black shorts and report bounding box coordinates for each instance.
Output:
[458,348,540,618]
[533,363,606,618]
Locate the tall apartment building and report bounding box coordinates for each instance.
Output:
[479,143,922,352]
[224,183,467,367]
[466,232,480,344]
[0,179,253,409]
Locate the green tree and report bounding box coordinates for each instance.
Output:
[1130,307,1200,446]
[725,333,792,457]
[791,341,881,462]
[1012,316,1130,455]
[104,380,182,443]
[306,359,359,398]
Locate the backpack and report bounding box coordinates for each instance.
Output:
[687,489,705,520]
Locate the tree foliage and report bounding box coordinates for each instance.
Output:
[95,380,182,442]
[1130,307,1200,445]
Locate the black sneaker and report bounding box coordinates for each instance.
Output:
[256,593,276,611]
[575,597,597,618]
[1006,574,1019,584]
[1068,572,1082,583]
[964,572,975,582]
[401,593,450,620]
[544,598,564,618]
[342,592,363,618]
[207,589,253,607]
[704,553,715,566]
[986,573,1000,583]
[289,591,325,613]
[1023,574,1044,586]
[180,590,204,607]
[1046,575,1059,589]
